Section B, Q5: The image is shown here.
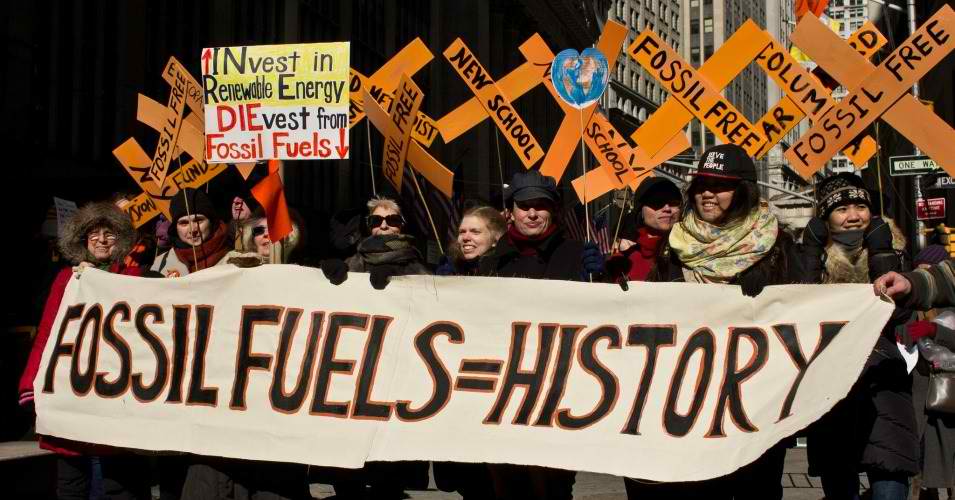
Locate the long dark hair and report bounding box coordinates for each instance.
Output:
[684,177,760,226]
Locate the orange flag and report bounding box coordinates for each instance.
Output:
[251,160,293,243]
[795,0,829,19]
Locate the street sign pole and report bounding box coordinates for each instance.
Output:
[908,0,927,251]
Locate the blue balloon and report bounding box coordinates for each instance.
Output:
[550,48,609,109]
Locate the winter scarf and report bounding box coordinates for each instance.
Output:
[823,218,907,284]
[506,224,558,256]
[352,234,422,268]
[668,204,779,282]
[173,222,231,272]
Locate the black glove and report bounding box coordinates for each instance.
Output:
[864,216,894,253]
[435,256,456,276]
[738,267,767,297]
[369,265,402,290]
[320,259,348,285]
[581,241,606,278]
[803,217,829,247]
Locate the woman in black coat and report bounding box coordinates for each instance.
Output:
[800,172,918,500]
[644,144,803,500]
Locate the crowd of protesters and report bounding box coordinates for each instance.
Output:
[17,143,955,500]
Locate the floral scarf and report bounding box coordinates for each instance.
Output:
[668,204,779,282]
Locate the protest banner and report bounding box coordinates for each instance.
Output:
[202,42,350,162]
[37,267,892,482]
[786,6,955,179]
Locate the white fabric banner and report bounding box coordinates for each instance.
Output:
[35,266,893,481]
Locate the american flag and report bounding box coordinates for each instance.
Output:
[562,207,612,255]
[399,168,460,248]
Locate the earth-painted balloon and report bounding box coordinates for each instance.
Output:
[550,48,609,109]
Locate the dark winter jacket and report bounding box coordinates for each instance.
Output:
[477,229,585,281]
[802,220,919,476]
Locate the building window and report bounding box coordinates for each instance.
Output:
[691,22,700,35]
[703,18,713,33]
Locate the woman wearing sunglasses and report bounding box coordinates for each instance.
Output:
[223,208,306,266]
[329,197,429,500]
[342,197,428,286]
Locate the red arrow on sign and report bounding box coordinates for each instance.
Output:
[335,127,349,158]
[201,49,212,74]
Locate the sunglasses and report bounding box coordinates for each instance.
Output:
[251,225,268,237]
[367,214,404,228]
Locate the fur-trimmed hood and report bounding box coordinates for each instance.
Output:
[823,217,906,284]
[58,201,136,265]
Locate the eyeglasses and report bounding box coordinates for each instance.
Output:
[251,225,268,237]
[367,214,404,228]
[87,230,116,243]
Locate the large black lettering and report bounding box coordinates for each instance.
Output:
[270,311,322,414]
[557,326,621,429]
[186,306,218,406]
[707,328,769,437]
[131,305,169,402]
[773,322,846,421]
[70,304,103,396]
[230,307,280,410]
[310,313,368,417]
[94,303,132,398]
[484,323,557,425]
[42,304,85,393]
[166,306,192,403]
[663,328,715,437]
[621,325,676,435]
[533,326,582,427]
[352,316,395,420]
[395,322,463,421]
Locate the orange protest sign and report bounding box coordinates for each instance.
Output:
[443,38,544,168]
[571,135,688,203]
[436,35,549,143]
[349,38,432,127]
[630,30,766,157]
[515,21,628,182]
[114,57,229,228]
[363,76,454,198]
[377,75,424,190]
[352,68,439,148]
[147,58,194,189]
[786,6,955,179]
[630,21,766,158]
[752,30,878,167]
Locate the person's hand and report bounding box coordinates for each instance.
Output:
[617,238,636,253]
[72,261,95,275]
[435,256,456,276]
[320,259,348,285]
[864,216,893,253]
[369,265,401,290]
[803,217,829,247]
[582,242,605,276]
[227,256,263,268]
[900,320,937,344]
[873,271,911,299]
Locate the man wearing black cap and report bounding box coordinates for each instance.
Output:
[151,188,232,277]
[478,170,603,500]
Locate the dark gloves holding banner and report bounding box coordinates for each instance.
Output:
[803,217,829,247]
[864,217,894,254]
[370,264,403,290]
[581,242,605,280]
[320,259,348,285]
[435,256,456,276]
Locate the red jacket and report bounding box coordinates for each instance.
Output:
[19,261,145,455]
[606,227,665,282]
